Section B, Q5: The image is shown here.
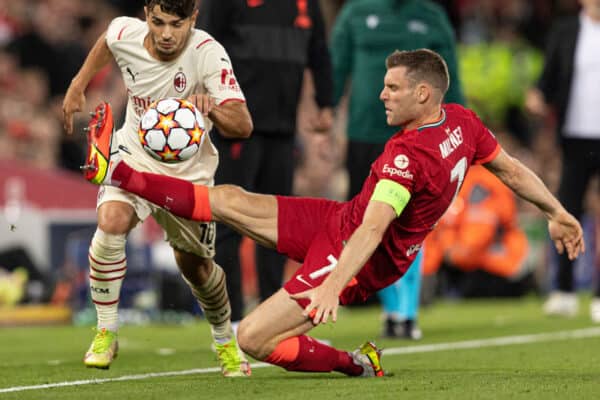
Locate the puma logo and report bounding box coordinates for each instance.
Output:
[126,67,139,83]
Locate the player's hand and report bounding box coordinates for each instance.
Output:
[188,94,215,117]
[548,210,585,260]
[309,107,333,134]
[62,85,87,134]
[290,285,340,325]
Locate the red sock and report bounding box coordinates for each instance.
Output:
[264,335,363,376]
[111,161,211,221]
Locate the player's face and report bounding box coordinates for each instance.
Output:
[379,66,419,127]
[145,5,197,61]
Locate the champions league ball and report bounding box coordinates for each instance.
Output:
[138,98,206,163]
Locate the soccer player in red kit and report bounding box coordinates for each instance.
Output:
[83,49,585,377]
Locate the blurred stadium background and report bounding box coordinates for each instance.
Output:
[0,0,599,396]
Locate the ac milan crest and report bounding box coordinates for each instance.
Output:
[174,72,187,92]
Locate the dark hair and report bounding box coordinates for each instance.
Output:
[145,0,197,19]
[385,49,449,96]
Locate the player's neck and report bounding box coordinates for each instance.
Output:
[404,105,443,131]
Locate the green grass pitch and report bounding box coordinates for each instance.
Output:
[1,296,600,400]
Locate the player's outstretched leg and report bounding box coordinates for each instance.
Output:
[237,289,385,377]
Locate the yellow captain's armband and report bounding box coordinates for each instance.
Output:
[370,179,411,217]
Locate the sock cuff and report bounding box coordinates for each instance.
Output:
[265,336,300,365]
[90,229,127,263]
[191,184,212,221]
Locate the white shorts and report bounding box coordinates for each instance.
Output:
[97,185,215,258]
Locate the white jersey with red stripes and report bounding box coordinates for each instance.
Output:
[105,16,245,183]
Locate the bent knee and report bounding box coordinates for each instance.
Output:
[237,319,270,360]
[98,202,138,234]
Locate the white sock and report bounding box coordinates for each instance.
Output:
[183,263,232,343]
[88,229,127,332]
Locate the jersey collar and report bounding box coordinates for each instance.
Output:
[417,109,446,132]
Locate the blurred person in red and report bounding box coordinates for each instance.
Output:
[83,49,584,376]
[423,165,532,297]
[526,0,600,321]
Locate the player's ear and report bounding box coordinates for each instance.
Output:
[189,9,198,27]
[416,83,429,104]
[144,6,149,20]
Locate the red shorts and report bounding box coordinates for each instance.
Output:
[277,196,398,308]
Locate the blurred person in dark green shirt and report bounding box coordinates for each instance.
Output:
[330,0,464,339]
[331,0,465,197]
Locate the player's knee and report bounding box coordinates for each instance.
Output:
[97,202,137,234]
[237,318,266,359]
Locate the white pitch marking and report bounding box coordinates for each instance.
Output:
[2,327,600,394]
[383,326,600,355]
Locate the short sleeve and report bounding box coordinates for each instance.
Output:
[105,16,135,50]
[372,143,419,195]
[469,110,501,164]
[198,41,245,105]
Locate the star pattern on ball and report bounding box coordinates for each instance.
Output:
[189,126,204,145]
[157,113,177,135]
[157,146,180,162]
[138,128,148,146]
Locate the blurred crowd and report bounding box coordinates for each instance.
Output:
[0,0,598,303]
[0,0,587,185]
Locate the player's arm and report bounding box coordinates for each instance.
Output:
[63,31,113,134]
[484,149,585,260]
[208,100,252,139]
[291,179,410,324]
[192,42,253,139]
[188,95,252,139]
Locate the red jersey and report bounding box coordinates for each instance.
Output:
[344,104,499,274]
[280,104,500,305]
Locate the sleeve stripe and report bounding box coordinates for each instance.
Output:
[117,26,127,40]
[370,179,411,217]
[218,98,246,106]
[476,144,501,164]
[196,38,214,49]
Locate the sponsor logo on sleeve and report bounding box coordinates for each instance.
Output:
[219,68,241,92]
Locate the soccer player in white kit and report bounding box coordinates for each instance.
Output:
[62,0,253,376]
